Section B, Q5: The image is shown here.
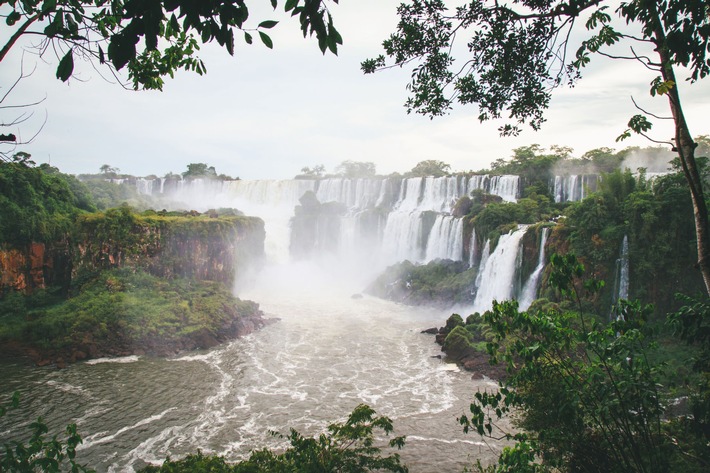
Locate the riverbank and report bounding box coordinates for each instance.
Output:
[0,269,270,368]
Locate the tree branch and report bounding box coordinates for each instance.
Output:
[630,96,673,120]
[0,14,39,63]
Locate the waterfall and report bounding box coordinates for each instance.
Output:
[468,229,477,268]
[112,176,525,271]
[424,216,464,261]
[472,226,528,312]
[612,235,630,314]
[551,175,600,202]
[474,239,491,291]
[519,227,550,310]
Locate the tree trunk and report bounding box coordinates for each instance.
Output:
[653,24,710,294]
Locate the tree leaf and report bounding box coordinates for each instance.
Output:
[6,10,21,26]
[259,31,273,49]
[244,31,253,44]
[56,50,74,82]
[259,20,278,29]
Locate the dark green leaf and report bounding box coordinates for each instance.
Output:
[259,20,278,29]
[244,31,253,44]
[56,50,73,82]
[259,31,273,49]
[6,10,21,26]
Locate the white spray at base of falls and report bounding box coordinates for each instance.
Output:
[472,226,529,313]
[519,227,550,310]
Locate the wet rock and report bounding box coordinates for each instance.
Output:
[421,327,439,334]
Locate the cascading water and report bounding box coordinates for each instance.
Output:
[612,235,630,318]
[468,229,477,268]
[551,175,599,202]
[472,226,528,313]
[130,175,517,269]
[519,227,550,310]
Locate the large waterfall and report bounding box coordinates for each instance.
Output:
[134,175,521,271]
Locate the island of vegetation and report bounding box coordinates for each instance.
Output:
[0,157,267,368]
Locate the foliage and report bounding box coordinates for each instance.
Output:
[296,164,326,179]
[182,163,217,179]
[363,0,709,132]
[0,159,96,244]
[139,404,407,473]
[334,161,376,179]
[79,179,155,211]
[366,259,475,307]
[1,1,343,90]
[460,254,673,473]
[406,160,450,177]
[0,393,94,472]
[666,295,710,468]
[0,268,261,353]
[560,167,703,311]
[472,194,553,242]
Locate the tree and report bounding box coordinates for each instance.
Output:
[363,0,710,294]
[0,1,343,90]
[461,255,671,472]
[407,159,450,177]
[99,164,119,176]
[335,160,376,178]
[298,164,326,178]
[182,163,217,179]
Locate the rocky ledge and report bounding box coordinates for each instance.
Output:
[423,323,508,381]
[1,306,275,369]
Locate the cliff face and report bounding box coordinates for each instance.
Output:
[0,242,72,295]
[0,210,265,294]
[73,210,265,286]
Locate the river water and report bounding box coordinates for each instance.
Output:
[0,262,509,472]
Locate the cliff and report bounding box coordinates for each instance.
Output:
[0,208,265,295]
[72,208,265,286]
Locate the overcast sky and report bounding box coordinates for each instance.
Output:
[3,1,710,179]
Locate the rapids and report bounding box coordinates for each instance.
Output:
[0,262,511,472]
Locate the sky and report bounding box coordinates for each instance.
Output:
[2,1,710,180]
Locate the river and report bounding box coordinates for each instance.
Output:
[0,261,509,472]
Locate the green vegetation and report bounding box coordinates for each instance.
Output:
[364,0,710,294]
[366,259,474,307]
[460,254,709,473]
[141,404,406,472]
[0,159,95,244]
[1,399,404,473]
[1,393,92,473]
[0,268,261,356]
[2,1,342,91]
[407,160,451,178]
[335,161,377,179]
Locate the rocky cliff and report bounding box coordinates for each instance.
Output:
[0,208,265,295]
[72,208,265,286]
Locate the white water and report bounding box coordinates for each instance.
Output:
[472,226,529,313]
[519,228,550,310]
[128,175,519,268]
[0,263,511,472]
[551,175,599,202]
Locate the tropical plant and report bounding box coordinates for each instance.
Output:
[0,393,94,473]
[460,254,673,472]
